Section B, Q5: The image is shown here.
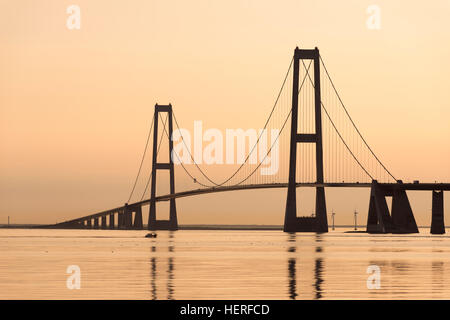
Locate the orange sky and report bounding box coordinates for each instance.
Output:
[1,0,449,226]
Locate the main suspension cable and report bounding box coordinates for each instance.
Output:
[159,113,212,188]
[127,115,154,203]
[171,57,295,187]
[233,61,314,185]
[300,59,374,180]
[319,55,396,181]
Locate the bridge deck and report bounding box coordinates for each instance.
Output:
[51,182,449,227]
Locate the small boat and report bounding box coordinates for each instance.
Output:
[145,232,157,238]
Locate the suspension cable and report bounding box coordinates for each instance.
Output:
[300,60,374,180]
[140,113,171,201]
[232,61,313,185]
[171,57,295,187]
[159,113,212,188]
[127,115,154,202]
[319,55,396,181]
[235,108,292,185]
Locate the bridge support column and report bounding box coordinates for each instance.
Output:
[284,47,327,233]
[101,216,107,229]
[133,206,143,229]
[366,180,394,233]
[391,183,419,233]
[431,190,445,234]
[124,205,133,229]
[148,104,178,231]
[109,214,115,229]
[118,212,124,229]
[87,219,92,228]
[94,217,99,229]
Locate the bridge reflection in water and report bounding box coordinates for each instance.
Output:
[148,231,328,300]
[3,228,449,299]
[144,230,450,300]
[287,233,324,300]
[149,232,175,300]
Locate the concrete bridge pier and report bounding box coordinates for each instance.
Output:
[391,183,419,233]
[101,216,107,229]
[124,206,133,229]
[366,181,394,233]
[87,219,92,228]
[118,212,124,229]
[133,206,143,229]
[431,190,445,234]
[367,180,420,234]
[109,213,115,229]
[94,217,99,229]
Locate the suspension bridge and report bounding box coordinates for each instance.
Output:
[49,47,449,234]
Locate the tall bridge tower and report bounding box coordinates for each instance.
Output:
[284,47,328,232]
[148,104,178,230]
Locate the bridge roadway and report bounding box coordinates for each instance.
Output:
[51,182,450,227]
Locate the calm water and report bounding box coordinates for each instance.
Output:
[0,228,449,299]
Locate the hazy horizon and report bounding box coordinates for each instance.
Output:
[1,0,449,226]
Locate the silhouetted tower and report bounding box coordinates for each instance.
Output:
[284,47,328,233]
[148,104,178,230]
[431,190,445,234]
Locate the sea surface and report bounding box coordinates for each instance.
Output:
[0,227,449,299]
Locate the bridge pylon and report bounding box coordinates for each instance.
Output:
[431,190,445,234]
[366,180,419,234]
[284,47,328,233]
[148,104,178,231]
